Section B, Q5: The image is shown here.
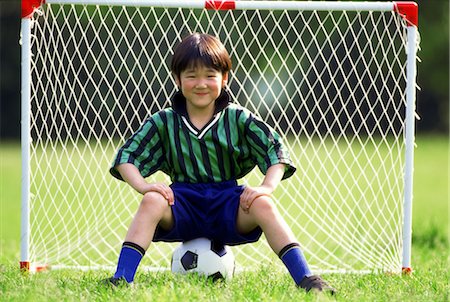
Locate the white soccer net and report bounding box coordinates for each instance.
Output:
[24,1,417,273]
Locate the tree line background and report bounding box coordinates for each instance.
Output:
[1,0,448,139]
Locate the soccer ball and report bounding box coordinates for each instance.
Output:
[171,238,235,281]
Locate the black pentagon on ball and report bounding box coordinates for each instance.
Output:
[208,271,225,282]
[181,250,198,270]
[210,241,227,257]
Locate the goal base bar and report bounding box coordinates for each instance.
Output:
[21,263,406,275]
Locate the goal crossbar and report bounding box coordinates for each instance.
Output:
[42,0,394,10]
[23,0,418,22]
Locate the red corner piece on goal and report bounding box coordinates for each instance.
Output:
[205,0,236,10]
[20,261,49,273]
[22,0,46,18]
[402,267,413,275]
[19,261,30,272]
[394,2,418,27]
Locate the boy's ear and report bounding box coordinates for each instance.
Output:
[173,73,181,88]
[222,72,229,87]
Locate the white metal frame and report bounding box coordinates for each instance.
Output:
[20,17,32,271]
[402,26,418,272]
[20,0,418,272]
[43,0,394,11]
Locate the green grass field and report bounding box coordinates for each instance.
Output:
[0,136,448,301]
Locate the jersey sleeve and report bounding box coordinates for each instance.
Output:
[110,115,166,181]
[243,111,296,180]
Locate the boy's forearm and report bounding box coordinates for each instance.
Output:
[261,163,285,192]
[116,163,148,194]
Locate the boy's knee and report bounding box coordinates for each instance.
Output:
[140,191,168,212]
[252,196,277,214]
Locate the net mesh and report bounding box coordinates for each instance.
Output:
[27,2,414,273]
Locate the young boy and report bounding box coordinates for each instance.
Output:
[105,33,335,294]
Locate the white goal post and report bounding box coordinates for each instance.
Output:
[20,0,419,274]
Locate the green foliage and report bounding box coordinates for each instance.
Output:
[416,0,449,97]
[415,0,450,132]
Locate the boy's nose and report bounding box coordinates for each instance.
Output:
[195,80,207,88]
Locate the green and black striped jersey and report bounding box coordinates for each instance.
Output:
[111,91,295,183]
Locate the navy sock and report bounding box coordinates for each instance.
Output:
[279,243,312,285]
[113,242,145,283]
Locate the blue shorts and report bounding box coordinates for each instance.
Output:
[153,180,262,246]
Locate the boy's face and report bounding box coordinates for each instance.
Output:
[176,64,228,113]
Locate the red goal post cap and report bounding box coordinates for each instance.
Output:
[205,0,235,10]
[394,1,418,27]
[22,0,46,18]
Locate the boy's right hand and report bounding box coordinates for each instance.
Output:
[116,163,174,205]
[141,183,175,206]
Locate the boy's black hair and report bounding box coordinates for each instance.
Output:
[171,33,232,78]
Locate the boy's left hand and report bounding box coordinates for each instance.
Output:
[239,185,273,214]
